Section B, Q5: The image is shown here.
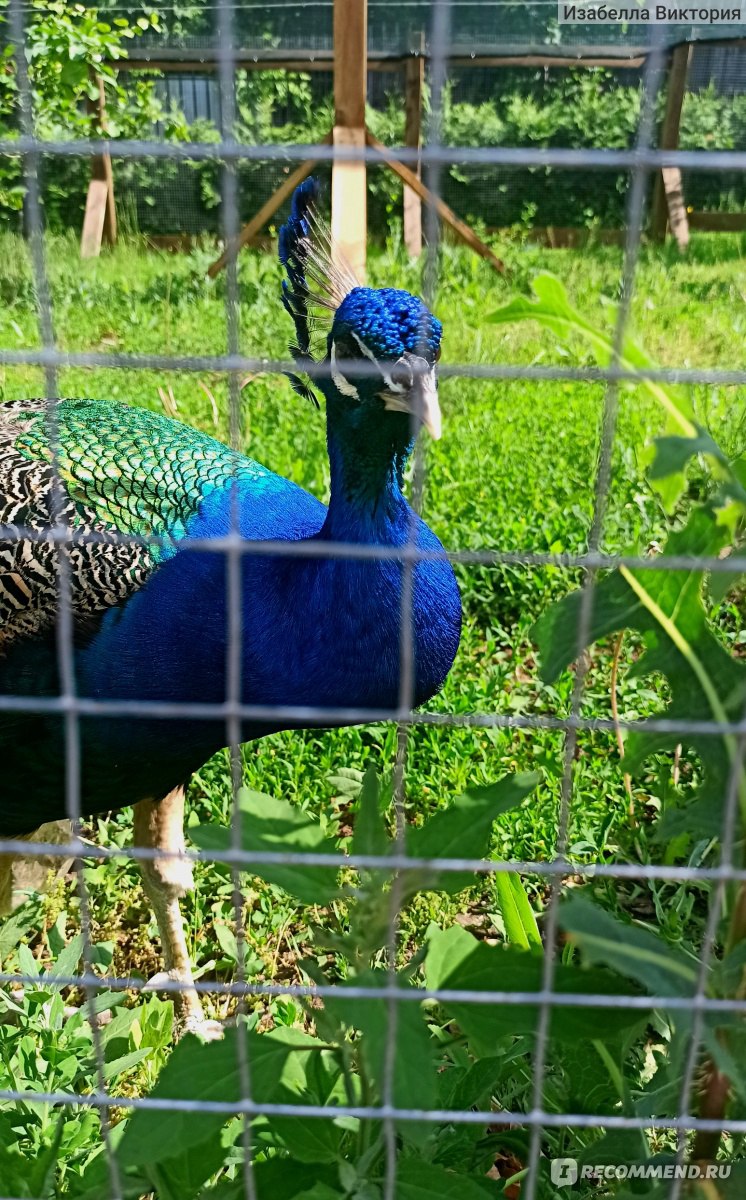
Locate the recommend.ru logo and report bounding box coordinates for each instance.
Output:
[550,1158,733,1188]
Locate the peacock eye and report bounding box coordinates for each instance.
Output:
[434,347,442,363]
[389,358,413,390]
[335,339,355,362]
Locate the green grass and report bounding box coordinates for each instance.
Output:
[1,230,745,1127]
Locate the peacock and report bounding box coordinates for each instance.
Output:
[0,179,461,1034]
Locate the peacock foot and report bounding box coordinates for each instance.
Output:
[181,1012,224,1042]
[143,969,224,1041]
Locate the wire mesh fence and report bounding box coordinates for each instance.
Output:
[1,0,746,1198]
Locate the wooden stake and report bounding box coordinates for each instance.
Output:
[403,52,424,257]
[80,180,111,260]
[207,137,332,278]
[332,0,367,281]
[650,43,692,245]
[660,167,690,251]
[365,132,506,275]
[81,75,116,258]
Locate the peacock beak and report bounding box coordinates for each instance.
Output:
[412,367,442,440]
[383,354,442,440]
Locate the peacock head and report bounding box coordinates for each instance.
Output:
[327,286,442,439]
[278,178,443,445]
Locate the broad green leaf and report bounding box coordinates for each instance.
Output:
[149,1119,233,1200]
[17,942,39,978]
[0,901,41,962]
[260,1114,342,1164]
[325,969,437,1147]
[350,765,390,860]
[117,1024,331,1168]
[559,893,700,997]
[260,1048,347,1163]
[100,1003,147,1055]
[405,773,540,896]
[494,870,542,950]
[396,1160,498,1199]
[533,506,746,837]
[439,1055,514,1111]
[577,1128,649,1169]
[103,1048,152,1082]
[195,1160,340,1200]
[560,1041,628,1118]
[648,427,730,483]
[213,923,238,963]
[425,924,644,1053]
[327,768,364,797]
[293,1182,344,1199]
[48,932,84,983]
[191,787,340,906]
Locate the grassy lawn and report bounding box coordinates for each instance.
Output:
[1,229,745,1170]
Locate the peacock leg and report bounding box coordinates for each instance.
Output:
[133,788,222,1040]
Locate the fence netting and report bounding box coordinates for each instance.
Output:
[13,42,746,239]
[2,2,746,239]
[1,0,746,1198]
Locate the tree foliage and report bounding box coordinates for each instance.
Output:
[0,1,183,223]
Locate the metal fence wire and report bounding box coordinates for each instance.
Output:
[1,1,746,1198]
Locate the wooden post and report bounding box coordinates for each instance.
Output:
[403,51,424,257]
[332,0,367,281]
[80,75,116,258]
[650,43,692,246]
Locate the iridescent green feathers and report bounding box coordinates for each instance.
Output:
[0,398,267,649]
[14,398,265,540]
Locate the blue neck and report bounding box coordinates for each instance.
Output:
[320,392,415,542]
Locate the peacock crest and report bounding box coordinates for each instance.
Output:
[278,177,357,407]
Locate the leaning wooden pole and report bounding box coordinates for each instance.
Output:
[366,132,506,274]
[332,0,367,281]
[207,135,332,278]
[650,42,692,248]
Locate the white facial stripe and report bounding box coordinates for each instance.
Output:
[349,329,402,393]
[383,356,409,394]
[349,329,377,365]
[330,343,360,400]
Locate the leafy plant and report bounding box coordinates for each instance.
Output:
[0,1,186,227]
[80,737,746,1196]
[56,765,721,1199]
[0,898,173,1196]
[490,272,746,1174]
